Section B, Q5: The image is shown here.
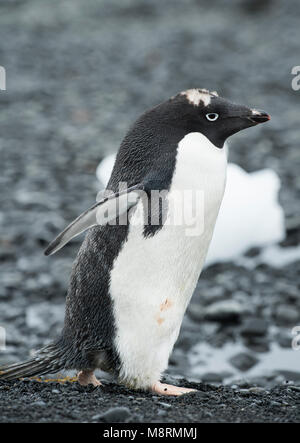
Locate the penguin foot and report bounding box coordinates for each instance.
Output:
[77,370,102,387]
[151,382,197,396]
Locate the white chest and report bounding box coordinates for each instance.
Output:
[109,132,227,388]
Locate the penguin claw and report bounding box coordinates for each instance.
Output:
[77,370,102,387]
[151,382,197,396]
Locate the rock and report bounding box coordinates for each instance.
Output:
[248,387,266,394]
[157,402,172,409]
[168,348,189,372]
[1,272,23,289]
[156,409,167,417]
[203,300,246,322]
[0,305,23,322]
[187,303,204,322]
[93,407,132,423]
[270,400,282,407]
[229,352,259,372]
[245,336,270,353]
[275,371,300,382]
[196,286,226,305]
[275,305,300,325]
[201,372,232,383]
[244,247,261,257]
[32,400,46,407]
[241,318,268,337]
[290,386,300,392]
[276,329,293,348]
[26,303,65,334]
[237,388,251,396]
[276,281,300,301]
[175,330,199,351]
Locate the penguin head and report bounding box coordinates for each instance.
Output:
[153,88,270,149]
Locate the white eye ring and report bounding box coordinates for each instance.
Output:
[206,113,219,121]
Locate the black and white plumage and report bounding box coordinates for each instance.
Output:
[0,89,270,395]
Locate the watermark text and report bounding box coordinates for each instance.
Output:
[0,66,6,91]
[0,326,6,351]
[291,66,300,91]
[291,326,300,350]
[96,183,205,237]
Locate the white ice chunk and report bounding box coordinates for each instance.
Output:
[206,163,285,265]
[96,153,116,187]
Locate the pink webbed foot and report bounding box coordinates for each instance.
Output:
[77,370,102,387]
[151,382,197,396]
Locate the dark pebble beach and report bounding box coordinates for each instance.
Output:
[0,0,300,423]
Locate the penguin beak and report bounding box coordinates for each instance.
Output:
[248,109,271,124]
[221,105,271,141]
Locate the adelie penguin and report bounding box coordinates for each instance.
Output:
[0,89,270,396]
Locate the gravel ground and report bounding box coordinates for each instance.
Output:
[1,378,300,423]
[0,0,300,423]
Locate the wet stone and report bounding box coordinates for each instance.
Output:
[276,329,293,348]
[241,318,269,337]
[275,305,300,325]
[203,300,246,322]
[229,352,259,372]
[93,407,132,423]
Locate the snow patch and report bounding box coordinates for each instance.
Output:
[206,163,285,265]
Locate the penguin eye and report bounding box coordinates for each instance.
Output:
[206,113,219,122]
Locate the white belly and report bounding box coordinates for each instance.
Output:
[109,133,227,389]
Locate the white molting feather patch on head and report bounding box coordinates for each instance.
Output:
[181,88,218,107]
[251,108,261,115]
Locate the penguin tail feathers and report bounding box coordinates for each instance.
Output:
[0,343,66,381]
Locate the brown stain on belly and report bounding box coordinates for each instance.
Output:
[156,298,173,325]
[156,316,165,325]
[160,298,173,312]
